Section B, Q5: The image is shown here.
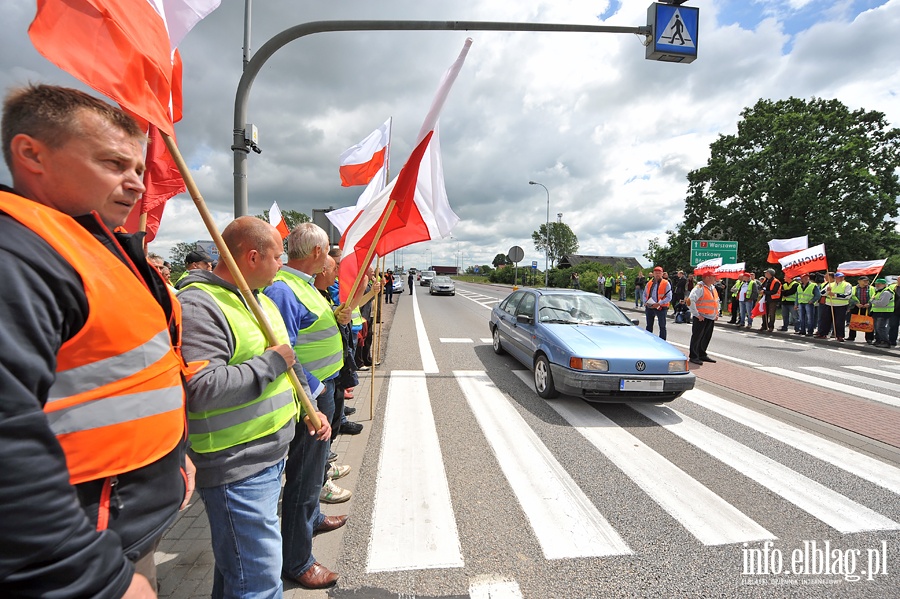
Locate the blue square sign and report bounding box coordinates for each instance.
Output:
[646,3,699,63]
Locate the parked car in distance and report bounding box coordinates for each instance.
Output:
[429,276,455,296]
[419,270,436,286]
[489,288,694,402]
[392,273,405,294]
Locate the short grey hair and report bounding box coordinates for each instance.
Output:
[286,222,329,260]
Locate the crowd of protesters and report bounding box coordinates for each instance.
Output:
[0,85,392,598]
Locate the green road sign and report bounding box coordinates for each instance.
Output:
[690,240,737,266]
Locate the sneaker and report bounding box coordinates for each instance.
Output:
[343,388,354,399]
[320,479,352,504]
[327,451,338,463]
[343,406,357,416]
[339,421,364,435]
[327,464,351,480]
[357,365,370,372]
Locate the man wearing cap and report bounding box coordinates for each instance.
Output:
[871,278,894,348]
[759,268,783,332]
[817,272,852,341]
[779,276,799,332]
[794,273,820,336]
[644,266,672,340]
[175,249,214,288]
[847,276,874,343]
[687,272,719,365]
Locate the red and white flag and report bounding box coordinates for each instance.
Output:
[767,235,808,263]
[29,0,220,137]
[339,118,391,187]
[338,39,471,303]
[835,259,887,277]
[30,0,220,240]
[269,201,290,240]
[715,262,746,278]
[326,165,388,234]
[778,243,827,279]
[693,256,722,276]
[751,296,766,319]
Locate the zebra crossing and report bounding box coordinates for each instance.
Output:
[364,366,900,589]
[455,288,502,309]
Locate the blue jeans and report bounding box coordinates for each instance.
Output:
[281,417,328,578]
[739,300,754,326]
[635,287,644,307]
[780,302,798,330]
[199,460,285,599]
[645,307,668,340]
[797,303,816,335]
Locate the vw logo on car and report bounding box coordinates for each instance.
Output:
[635,361,646,372]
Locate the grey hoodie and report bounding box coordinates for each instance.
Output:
[178,270,312,488]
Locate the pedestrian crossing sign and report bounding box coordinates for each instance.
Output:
[646,2,699,63]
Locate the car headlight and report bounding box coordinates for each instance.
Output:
[669,360,688,373]
[569,357,609,371]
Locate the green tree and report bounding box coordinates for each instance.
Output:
[532,221,579,268]
[492,253,510,268]
[651,97,900,272]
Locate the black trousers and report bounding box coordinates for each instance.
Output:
[689,316,716,360]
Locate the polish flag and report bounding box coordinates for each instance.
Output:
[339,119,391,187]
[751,297,766,319]
[338,39,471,303]
[766,235,808,264]
[326,165,388,234]
[693,256,722,276]
[269,201,290,239]
[778,243,827,279]
[30,0,220,240]
[715,262,746,279]
[29,0,221,137]
[835,259,887,277]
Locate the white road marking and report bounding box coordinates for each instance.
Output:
[802,366,900,395]
[154,551,179,566]
[684,389,900,495]
[758,367,900,409]
[469,575,524,599]
[367,371,463,572]
[412,287,439,373]
[454,371,632,558]
[456,290,501,309]
[668,341,762,366]
[439,338,473,343]
[848,365,900,380]
[549,397,773,545]
[480,338,493,344]
[632,404,900,533]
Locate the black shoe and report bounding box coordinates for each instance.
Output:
[779,328,788,332]
[339,421,364,435]
[689,358,703,365]
[701,357,717,363]
[343,406,357,416]
[327,451,338,463]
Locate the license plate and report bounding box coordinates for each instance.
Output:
[620,379,665,392]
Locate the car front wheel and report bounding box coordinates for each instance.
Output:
[534,355,559,399]
[492,326,505,355]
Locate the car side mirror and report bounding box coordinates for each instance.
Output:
[631,319,639,326]
[516,314,533,325]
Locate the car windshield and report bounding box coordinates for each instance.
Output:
[434,276,452,285]
[538,294,631,325]
[423,271,436,278]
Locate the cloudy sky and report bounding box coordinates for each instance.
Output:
[1,0,897,270]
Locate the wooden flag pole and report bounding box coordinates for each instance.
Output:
[376,256,385,364]
[162,133,321,430]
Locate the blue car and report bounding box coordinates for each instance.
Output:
[489,289,695,402]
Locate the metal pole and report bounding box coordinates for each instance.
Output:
[529,181,550,287]
[242,0,252,70]
[233,20,650,216]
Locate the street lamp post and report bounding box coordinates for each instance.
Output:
[529,181,550,287]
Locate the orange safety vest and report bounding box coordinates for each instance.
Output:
[767,277,782,300]
[695,285,718,318]
[0,192,187,485]
[644,278,671,308]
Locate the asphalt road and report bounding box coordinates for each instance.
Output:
[329,281,900,599]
